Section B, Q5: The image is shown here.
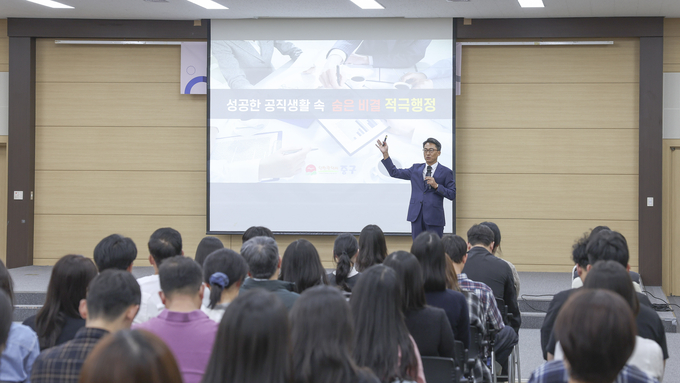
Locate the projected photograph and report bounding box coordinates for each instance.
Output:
[210,40,453,90]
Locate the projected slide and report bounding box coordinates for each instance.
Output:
[209,20,454,234]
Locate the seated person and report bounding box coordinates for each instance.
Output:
[328,233,361,292]
[529,289,657,383]
[201,249,248,322]
[134,256,218,383]
[93,234,137,272]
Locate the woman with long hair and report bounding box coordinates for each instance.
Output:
[202,289,291,383]
[290,285,379,383]
[350,265,425,383]
[328,234,360,292]
[79,329,183,383]
[201,248,249,322]
[384,251,455,358]
[0,260,40,382]
[411,231,470,348]
[23,254,98,350]
[280,239,328,294]
[355,225,387,272]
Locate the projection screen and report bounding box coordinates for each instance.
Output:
[208,19,455,234]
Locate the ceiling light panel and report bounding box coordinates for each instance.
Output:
[26,0,73,8]
[518,0,544,8]
[350,0,385,10]
[187,0,228,9]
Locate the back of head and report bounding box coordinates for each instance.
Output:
[203,249,249,309]
[0,259,14,307]
[86,270,141,322]
[240,236,279,279]
[194,236,224,267]
[571,233,589,269]
[383,251,426,312]
[410,231,447,292]
[0,290,11,351]
[356,225,387,272]
[441,234,468,264]
[350,265,417,383]
[37,254,98,349]
[586,230,629,267]
[479,222,501,253]
[333,233,359,292]
[148,228,182,267]
[242,226,275,243]
[203,289,289,383]
[467,224,494,248]
[280,239,327,294]
[79,329,183,383]
[158,256,203,298]
[290,285,359,383]
[93,234,137,272]
[583,260,639,315]
[555,289,636,383]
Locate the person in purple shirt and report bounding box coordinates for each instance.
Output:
[134,256,218,383]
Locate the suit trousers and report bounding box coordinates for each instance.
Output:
[411,207,444,241]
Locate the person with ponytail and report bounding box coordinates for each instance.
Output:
[328,233,360,292]
[201,249,249,322]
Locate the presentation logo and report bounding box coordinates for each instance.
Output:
[306,165,317,176]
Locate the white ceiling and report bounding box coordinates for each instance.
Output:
[3,0,680,20]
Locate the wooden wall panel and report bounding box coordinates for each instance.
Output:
[455,219,638,271]
[456,128,638,175]
[0,20,7,72]
[36,40,183,83]
[461,39,639,84]
[36,127,205,171]
[456,83,639,129]
[664,19,680,72]
[662,139,680,294]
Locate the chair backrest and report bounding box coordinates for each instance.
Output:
[495,297,510,325]
[453,340,467,371]
[421,356,459,383]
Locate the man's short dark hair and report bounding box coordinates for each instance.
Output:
[586,230,629,268]
[158,256,203,298]
[422,138,441,151]
[93,234,137,272]
[86,270,141,322]
[240,236,279,279]
[148,228,182,267]
[467,224,494,247]
[441,234,468,264]
[242,226,275,244]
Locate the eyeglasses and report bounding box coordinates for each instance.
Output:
[423,148,438,153]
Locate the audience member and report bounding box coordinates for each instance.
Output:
[328,233,361,292]
[351,265,425,383]
[93,234,137,272]
[31,270,141,383]
[411,231,470,348]
[355,225,388,272]
[201,249,248,322]
[202,289,290,383]
[290,285,380,383]
[280,239,328,294]
[0,260,40,383]
[383,251,455,358]
[134,256,217,383]
[242,226,275,243]
[552,261,664,380]
[480,222,520,296]
[462,224,521,333]
[443,234,518,374]
[0,291,10,353]
[541,230,667,360]
[529,289,657,383]
[134,227,183,324]
[79,329,183,383]
[240,236,299,310]
[24,254,98,350]
[194,236,224,267]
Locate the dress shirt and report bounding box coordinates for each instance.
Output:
[134,274,164,324]
[30,327,110,383]
[422,162,439,180]
[0,323,40,383]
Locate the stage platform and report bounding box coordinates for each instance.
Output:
[8,267,680,381]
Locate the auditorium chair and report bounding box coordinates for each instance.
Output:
[494,298,520,383]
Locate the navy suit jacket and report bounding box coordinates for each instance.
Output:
[382,157,455,227]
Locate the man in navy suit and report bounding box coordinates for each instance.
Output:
[376,137,455,240]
